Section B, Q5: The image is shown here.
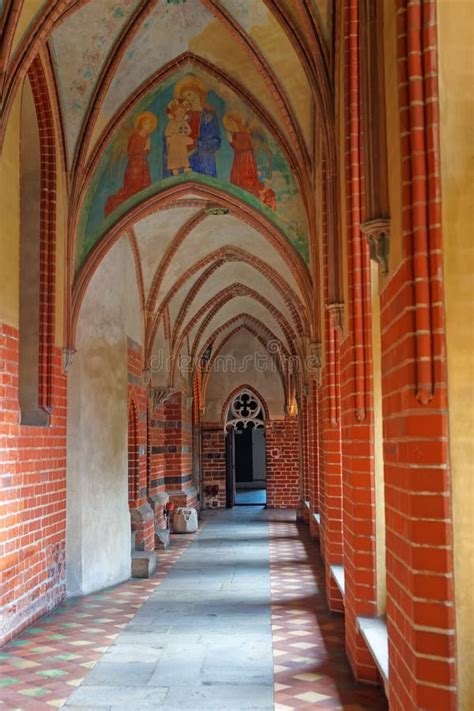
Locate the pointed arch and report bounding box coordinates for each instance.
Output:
[221,384,270,426]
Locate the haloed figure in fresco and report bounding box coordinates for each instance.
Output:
[224,110,276,210]
[165,99,193,175]
[163,75,221,178]
[224,110,261,198]
[105,111,158,216]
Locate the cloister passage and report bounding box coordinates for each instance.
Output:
[0,2,473,711]
[0,506,387,710]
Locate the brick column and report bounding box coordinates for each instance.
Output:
[338,0,379,683]
[201,423,226,508]
[266,417,299,508]
[307,380,321,540]
[128,339,154,553]
[163,392,197,508]
[379,4,456,708]
[148,399,168,537]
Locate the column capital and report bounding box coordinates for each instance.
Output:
[361,217,391,275]
[326,302,345,336]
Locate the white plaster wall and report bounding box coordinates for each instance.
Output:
[66,237,141,597]
[204,331,285,422]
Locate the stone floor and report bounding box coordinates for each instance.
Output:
[0,507,388,710]
[235,488,267,505]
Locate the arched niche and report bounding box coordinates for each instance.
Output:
[19,77,46,425]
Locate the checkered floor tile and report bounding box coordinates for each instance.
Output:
[269,514,388,710]
[0,533,197,710]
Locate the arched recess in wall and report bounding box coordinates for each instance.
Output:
[19,58,56,425]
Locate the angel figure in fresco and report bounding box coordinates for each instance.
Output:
[224,110,262,197]
[224,110,276,209]
[163,75,221,178]
[165,99,193,175]
[104,111,158,216]
[249,119,273,181]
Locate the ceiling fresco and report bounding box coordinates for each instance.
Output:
[76,65,309,269]
[2,0,320,385]
[86,2,287,158]
[99,1,214,120]
[219,0,313,149]
[48,0,314,168]
[51,0,140,157]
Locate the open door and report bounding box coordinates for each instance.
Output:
[225,429,236,508]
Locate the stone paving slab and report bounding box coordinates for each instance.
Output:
[66,507,274,711]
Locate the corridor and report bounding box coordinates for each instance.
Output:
[0,509,387,710]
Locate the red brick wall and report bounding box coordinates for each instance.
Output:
[201,423,226,508]
[307,380,321,539]
[0,325,67,645]
[265,418,299,509]
[148,401,167,531]
[338,0,379,681]
[381,258,455,711]
[383,3,456,708]
[317,152,345,614]
[163,392,197,508]
[201,417,300,509]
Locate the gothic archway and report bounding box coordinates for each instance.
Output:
[225,388,267,508]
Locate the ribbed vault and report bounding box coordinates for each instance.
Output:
[2,0,332,411]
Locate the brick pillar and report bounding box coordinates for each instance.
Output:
[163,392,197,508]
[148,400,168,536]
[266,417,299,508]
[201,423,226,508]
[338,0,379,682]
[128,339,154,553]
[378,3,457,709]
[308,380,321,540]
[296,394,310,523]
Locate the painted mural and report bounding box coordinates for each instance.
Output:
[100,0,214,123]
[51,0,139,157]
[77,69,309,267]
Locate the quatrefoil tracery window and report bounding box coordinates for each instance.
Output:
[226,389,265,431]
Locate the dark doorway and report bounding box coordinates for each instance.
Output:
[234,425,266,506]
[225,389,267,507]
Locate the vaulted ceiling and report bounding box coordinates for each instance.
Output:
[1,0,332,397]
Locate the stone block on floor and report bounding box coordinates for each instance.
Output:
[131,551,156,578]
[155,528,170,549]
[172,507,198,534]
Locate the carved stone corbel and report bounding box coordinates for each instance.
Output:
[62,347,76,374]
[326,303,345,337]
[307,341,322,386]
[206,206,229,216]
[285,401,298,417]
[149,387,175,411]
[361,218,391,275]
